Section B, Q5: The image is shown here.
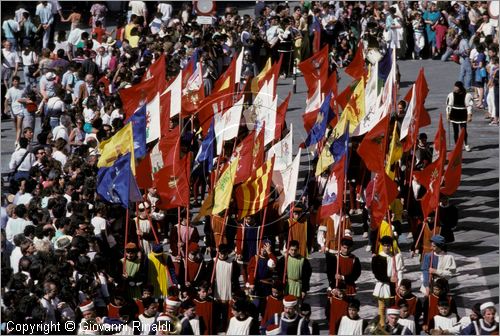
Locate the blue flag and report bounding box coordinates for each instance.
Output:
[378,48,393,82]
[97,153,142,208]
[329,122,349,164]
[127,105,147,159]
[303,92,333,148]
[196,119,215,172]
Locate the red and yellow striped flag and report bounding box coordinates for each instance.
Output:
[235,158,274,219]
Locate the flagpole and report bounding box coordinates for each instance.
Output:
[209,140,239,284]
[177,207,181,257]
[283,202,294,284]
[134,204,143,251]
[123,208,130,275]
[186,204,190,284]
[386,209,399,288]
[405,141,418,210]
[254,206,269,281]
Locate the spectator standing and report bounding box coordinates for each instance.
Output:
[35,1,54,49]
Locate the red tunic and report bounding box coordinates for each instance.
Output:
[186,258,202,284]
[194,298,213,335]
[338,254,356,295]
[261,295,284,326]
[426,294,453,325]
[329,296,349,335]
[107,303,121,318]
[396,293,418,316]
[135,299,144,316]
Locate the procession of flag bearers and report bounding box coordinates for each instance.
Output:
[1,2,498,335]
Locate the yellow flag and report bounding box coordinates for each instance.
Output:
[385,126,403,180]
[212,157,239,214]
[97,123,135,174]
[193,190,214,222]
[315,134,334,176]
[251,58,272,93]
[343,77,365,134]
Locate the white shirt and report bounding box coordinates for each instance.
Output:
[5,217,33,241]
[10,246,23,273]
[52,125,69,142]
[95,53,110,73]
[83,108,96,123]
[129,1,147,17]
[92,216,107,236]
[67,28,84,47]
[2,48,20,68]
[157,3,172,22]
[9,148,35,172]
[52,150,67,167]
[21,51,38,66]
[5,86,26,116]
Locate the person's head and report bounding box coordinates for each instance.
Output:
[231,300,249,319]
[386,308,400,326]
[218,244,230,260]
[271,282,283,298]
[432,278,449,296]
[3,40,12,51]
[125,242,138,260]
[438,300,451,317]
[79,301,96,319]
[181,300,196,318]
[453,81,466,94]
[11,76,20,87]
[430,235,446,253]
[165,297,181,316]
[418,132,428,147]
[397,100,407,118]
[380,236,393,253]
[43,280,58,299]
[340,237,353,255]
[398,279,412,297]
[85,74,94,85]
[347,299,360,319]
[398,300,410,319]
[288,240,300,257]
[283,295,298,318]
[480,302,497,324]
[197,282,210,300]
[470,303,482,321]
[142,297,160,317]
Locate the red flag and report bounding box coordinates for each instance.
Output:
[298,45,329,98]
[323,71,338,112]
[357,115,390,173]
[402,69,431,151]
[275,92,291,139]
[197,88,234,136]
[142,54,166,91]
[136,151,153,190]
[366,172,399,228]
[119,79,158,119]
[213,52,238,94]
[150,126,180,174]
[154,154,190,209]
[336,80,358,110]
[182,62,205,116]
[319,156,346,218]
[344,41,366,80]
[413,116,446,218]
[441,128,465,195]
[232,128,264,184]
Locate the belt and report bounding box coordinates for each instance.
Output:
[128,281,143,287]
[326,249,338,254]
[288,278,302,283]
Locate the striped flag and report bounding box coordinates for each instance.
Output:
[235,158,275,219]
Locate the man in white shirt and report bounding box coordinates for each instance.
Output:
[2,41,19,87]
[157,2,173,23]
[8,137,35,181]
[95,46,110,74]
[4,76,28,145]
[5,205,33,242]
[35,1,54,48]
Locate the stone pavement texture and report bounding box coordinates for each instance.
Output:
[1,49,498,334]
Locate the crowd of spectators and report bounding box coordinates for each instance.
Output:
[0,1,498,335]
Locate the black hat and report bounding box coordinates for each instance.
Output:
[380,236,393,245]
[232,300,247,312]
[438,300,450,307]
[341,236,354,247]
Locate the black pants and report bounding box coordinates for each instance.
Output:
[452,122,467,145]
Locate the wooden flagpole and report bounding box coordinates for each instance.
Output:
[283,202,294,284]
[123,208,129,274]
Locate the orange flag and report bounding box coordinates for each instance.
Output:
[357,115,390,173]
[344,41,366,80]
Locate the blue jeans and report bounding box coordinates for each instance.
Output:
[441,49,453,62]
[49,117,59,131]
[459,58,472,90]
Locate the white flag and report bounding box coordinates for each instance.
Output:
[162,70,182,118]
[353,64,380,136]
[400,85,416,141]
[274,148,302,214]
[243,78,276,145]
[305,84,322,113]
[146,93,160,143]
[266,124,293,170]
[235,50,244,84]
[214,95,244,154]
